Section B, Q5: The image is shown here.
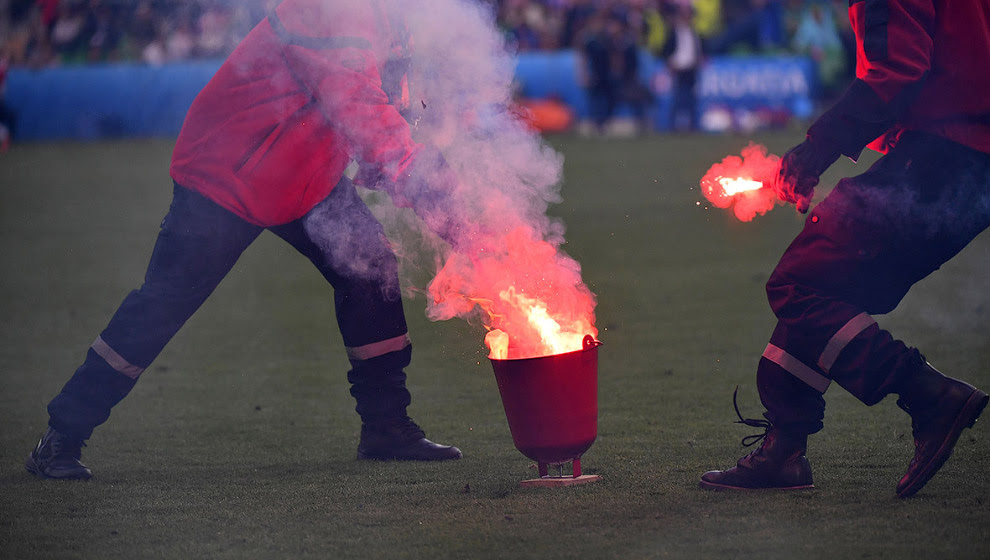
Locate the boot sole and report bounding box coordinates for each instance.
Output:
[357,449,463,461]
[25,454,92,480]
[699,480,814,491]
[357,453,462,461]
[897,389,989,498]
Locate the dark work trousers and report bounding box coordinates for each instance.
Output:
[48,179,411,440]
[758,132,990,435]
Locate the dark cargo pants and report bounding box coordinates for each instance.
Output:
[757,132,990,434]
[48,179,410,440]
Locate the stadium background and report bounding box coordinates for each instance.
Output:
[2,0,849,141]
[3,2,989,559]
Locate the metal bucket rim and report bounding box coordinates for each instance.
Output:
[488,335,602,364]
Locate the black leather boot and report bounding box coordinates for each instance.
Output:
[25,427,92,480]
[895,362,988,498]
[700,428,813,490]
[700,390,813,490]
[348,346,461,461]
[357,416,462,461]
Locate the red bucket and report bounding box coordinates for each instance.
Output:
[489,335,601,485]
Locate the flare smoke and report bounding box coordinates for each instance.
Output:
[375,0,597,355]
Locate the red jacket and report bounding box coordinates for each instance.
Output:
[849,0,990,154]
[170,0,418,226]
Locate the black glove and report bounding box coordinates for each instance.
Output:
[775,137,840,214]
[393,145,478,248]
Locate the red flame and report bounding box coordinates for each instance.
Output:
[428,226,597,360]
[700,144,782,222]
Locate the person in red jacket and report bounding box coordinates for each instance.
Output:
[701,0,990,497]
[27,0,467,480]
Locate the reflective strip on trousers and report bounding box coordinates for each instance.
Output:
[817,312,877,373]
[91,335,145,379]
[346,333,411,361]
[763,343,831,393]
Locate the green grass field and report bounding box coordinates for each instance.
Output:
[2,133,989,559]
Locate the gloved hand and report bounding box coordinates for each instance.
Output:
[392,145,478,249]
[775,137,841,214]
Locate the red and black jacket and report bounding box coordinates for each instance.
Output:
[170,0,419,226]
[808,0,990,158]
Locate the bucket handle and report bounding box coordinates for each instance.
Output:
[582,334,601,350]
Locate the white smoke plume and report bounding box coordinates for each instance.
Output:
[289,0,595,354]
[394,0,565,242]
[369,0,593,337]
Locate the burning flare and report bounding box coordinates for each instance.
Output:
[718,177,764,196]
[700,144,782,222]
[428,227,597,360]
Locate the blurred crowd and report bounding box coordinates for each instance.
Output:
[0,0,855,142]
[0,0,278,67]
[2,1,852,71]
[496,0,853,133]
[497,0,854,91]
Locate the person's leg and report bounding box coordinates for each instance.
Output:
[269,178,460,460]
[682,71,699,131]
[587,83,610,133]
[670,72,696,131]
[766,134,990,415]
[703,133,990,492]
[0,100,14,151]
[31,184,262,479]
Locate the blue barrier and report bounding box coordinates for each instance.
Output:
[6,53,816,140]
[515,51,816,130]
[6,61,220,140]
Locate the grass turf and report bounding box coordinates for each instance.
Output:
[1,133,989,559]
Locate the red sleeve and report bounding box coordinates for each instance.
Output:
[802,0,935,159]
[272,1,420,183]
[849,0,935,102]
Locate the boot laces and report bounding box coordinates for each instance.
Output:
[733,386,772,448]
[390,416,426,440]
[49,430,85,460]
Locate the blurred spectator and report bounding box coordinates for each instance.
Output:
[194,0,232,58]
[578,6,650,136]
[643,3,667,55]
[499,0,564,51]
[49,0,88,62]
[691,0,721,40]
[37,0,58,29]
[661,1,703,131]
[500,0,544,51]
[127,0,163,65]
[561,0,596,49]
[615,13,652,134]
[789,1,844,95]
[164,7,196,62]
[578,9,615,134]
[81,0,125,62]
[709,0,785,54]
[0,46,13,150]
[832,0,857,94]
[0,0,50,66]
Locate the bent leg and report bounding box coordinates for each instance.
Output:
[759,133,990,431]
[269,178,410,421]
[272,179,460,460]
[48,184,262,440]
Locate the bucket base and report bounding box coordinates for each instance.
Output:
[520,474,601,488]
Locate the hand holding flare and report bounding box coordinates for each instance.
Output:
[700,143,838,220]
[700,144,783,222]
